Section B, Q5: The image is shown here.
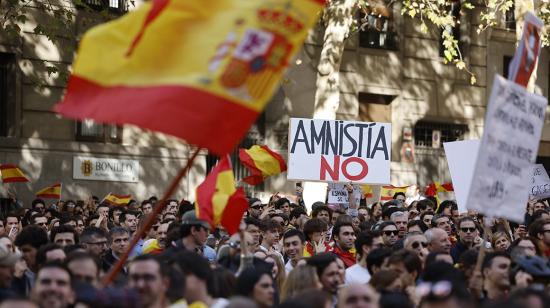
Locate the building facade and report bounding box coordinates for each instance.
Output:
[0,2,548,206]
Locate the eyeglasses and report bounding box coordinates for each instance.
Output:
[460,227,476,233]
[416,281,452,299]
[384,230,399,236]
[86,240,108,246]
[411,241,428,249]
[250,205,264,210]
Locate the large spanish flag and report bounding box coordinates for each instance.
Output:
[36,183,62,199]
[103,193,132,206]
[54,0,325,156]
[195,155,248,235]
[0,165,29,183]
[380,185,410,201]
[239,145,287,185]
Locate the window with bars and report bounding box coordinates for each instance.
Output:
[0,53,16,138]
[78,0,127,12]
[358,1,398,50]
[76,119,122,143]
[414,121,467,147]
[505,6,516,31]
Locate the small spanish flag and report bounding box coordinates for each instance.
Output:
[361,185,374,198]
[54,0,324,156]
[380,185,410,201]
[36,183,62,199]
[239,145,287,185]
[195,155,248,235]
[103,193,131,207]
[425,182,454,197]
[0,164,29,183]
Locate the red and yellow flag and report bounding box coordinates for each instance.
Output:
[380,185,410,201]
[103,193,132,206]
[361,185,374,198]
[195,156,248,235]
[0,165,29,183]
[54,0,324,156]
[239,145,287,185]
[36,183,62,199]
[424,182,454,197]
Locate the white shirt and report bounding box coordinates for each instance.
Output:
[345,263,371,285]
[285,259,295,274]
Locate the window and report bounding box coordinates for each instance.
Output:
[78,0,127,12]
[358,92,395,123]
[414,121,467,147]
[439,0,461,58]
[505,6,516,31]
[76,119,122,143]
[358,0,398,50]
[503,55,513,78]
[0,53,16,137]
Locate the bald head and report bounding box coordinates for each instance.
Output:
[338,283,379,308]
[425,228,451,253]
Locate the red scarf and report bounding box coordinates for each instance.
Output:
[331,245,356,268]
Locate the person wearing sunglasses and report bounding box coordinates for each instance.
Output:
[247,198,263,219]
[404,232,429,262]
[450,217,479,263]
[379,221,399,248]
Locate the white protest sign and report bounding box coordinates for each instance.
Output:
[466,75,548,222]
[443,140,480,213]
[327,183,361,204]
[530,164,550,199]
[287,118,391,184]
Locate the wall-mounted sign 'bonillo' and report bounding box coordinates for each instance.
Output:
[287,118,391,184]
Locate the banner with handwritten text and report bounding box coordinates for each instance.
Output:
[466,75,548,222]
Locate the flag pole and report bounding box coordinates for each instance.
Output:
[101,148,200,286]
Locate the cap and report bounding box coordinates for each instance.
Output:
[0,244,20,267]
[181,210,211,230]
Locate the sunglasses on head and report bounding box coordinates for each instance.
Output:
[384,230,399,236]
[411,241,428,249]
[461,227,476,233]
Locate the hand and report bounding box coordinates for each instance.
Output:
[515,271,532,288]
[8,226,18,241]
[313,237,326,254]
[259,205,274,220]
[345,183,354,193]
[13,260,27,278]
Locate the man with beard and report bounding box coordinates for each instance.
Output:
[331,221,356,268]
[390,211,408,239]
[307,253,342,305]
[127,255,169,308]
[155,222,171,249]
[31,262,75,308]
[482,251,511,302]
[283,229,305,274]
[451,217,479,262]
[80,227,109,259]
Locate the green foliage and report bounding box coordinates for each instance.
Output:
[0,0,129,88]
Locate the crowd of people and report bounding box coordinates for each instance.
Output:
[0,184,549,308]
